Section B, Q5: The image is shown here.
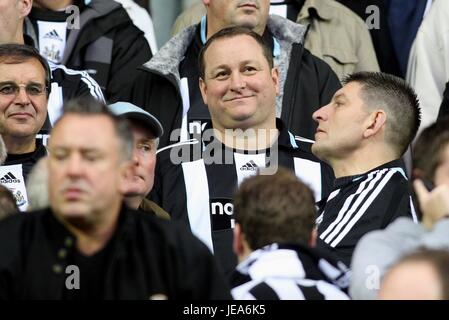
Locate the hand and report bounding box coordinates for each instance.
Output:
[414,179,449,229]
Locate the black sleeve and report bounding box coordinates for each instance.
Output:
[173,221,232,300]
[314,55,342,106]
[106,23,152,102]
[380,175,415,228]
[437,81,449,121]
[321,162,336,200]
[117,69,183,149]
[0,216,24,300]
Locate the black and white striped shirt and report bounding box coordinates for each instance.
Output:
[151,119,334,276]
[47,61,105,125]
[230,243,350,300]
[316,160,418,266]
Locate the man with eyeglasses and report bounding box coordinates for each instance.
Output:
[0,43,50,211]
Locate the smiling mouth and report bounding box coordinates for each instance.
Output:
[226,95,254,102]
[9,112,33,118]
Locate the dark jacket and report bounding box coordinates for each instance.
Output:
[123,15,341,148]
[25,0,152,101]
[0,206,231,299]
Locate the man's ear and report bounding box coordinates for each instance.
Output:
[363,110,387,139]
[271,67,280,95]
[19,0,33,18]
[199,77,208,106]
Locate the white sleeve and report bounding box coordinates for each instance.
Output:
[406,0,449,133]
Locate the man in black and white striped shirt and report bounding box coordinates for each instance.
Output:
[230,168,350,300]
[150,27,334,276]
[311,72,422,266]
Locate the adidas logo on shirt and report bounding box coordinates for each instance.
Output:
[0,172,20,184]
[240,160,258,171]
[43,30,63,42]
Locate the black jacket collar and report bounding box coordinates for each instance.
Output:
[333,159,406,189]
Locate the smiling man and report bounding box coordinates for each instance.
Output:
[0,43,50,210]
[152,27,334,277]
[124,0,340,148]
[311,71,422,266]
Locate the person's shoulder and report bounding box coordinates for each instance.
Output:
[0,210,48,260]
[0,209,47,232]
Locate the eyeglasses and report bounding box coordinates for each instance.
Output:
[0,82,48,97]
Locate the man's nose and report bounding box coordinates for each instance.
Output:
[230,72,246,91]
[13,86,31,105]
[312,104,330,122]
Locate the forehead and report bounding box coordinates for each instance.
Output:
[0,58,46,82]
[333,81,364,101]
[130,120,156,141]
[50,114,119,151]
[204,34,267,67]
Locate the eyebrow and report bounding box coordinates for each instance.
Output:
[333,93,348,101]
[49,146,104,154]
[0,81,45,86]
[136,138,155,144]
[209,60,259,73]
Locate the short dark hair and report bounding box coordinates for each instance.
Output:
[392,248,449,300]
[198,26,273,80]
[343,72,421,156]
[0,44,52,98]
[0,185,18,221]
[233,168,316,250]
[53,97,133,161]
[413,117,449,182]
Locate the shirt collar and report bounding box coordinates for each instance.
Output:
[202,118,298,151]
[333,159,407,189]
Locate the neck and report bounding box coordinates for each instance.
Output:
[34,0,74,11]
[125,195,143,210]
[330,146,398,178]
[57,201,122,256]
[238,242,253,264]
[4,136,36,154]
[206,18,266,40]
[0,20,25,44]
[213,126,278,150]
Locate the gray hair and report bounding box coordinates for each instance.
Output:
[54,97,134,162]
[26,156,49,211]
[0,135,6,165]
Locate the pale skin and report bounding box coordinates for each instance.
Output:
[202,0,270,39]
[0,0,32,44]
[0,59,48,154]
[122,121,157,209]
[414,179,449,230]
[199,34,279,150]
[311,82,397,178]
[47,114,131,256]
[378,261,443,300]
